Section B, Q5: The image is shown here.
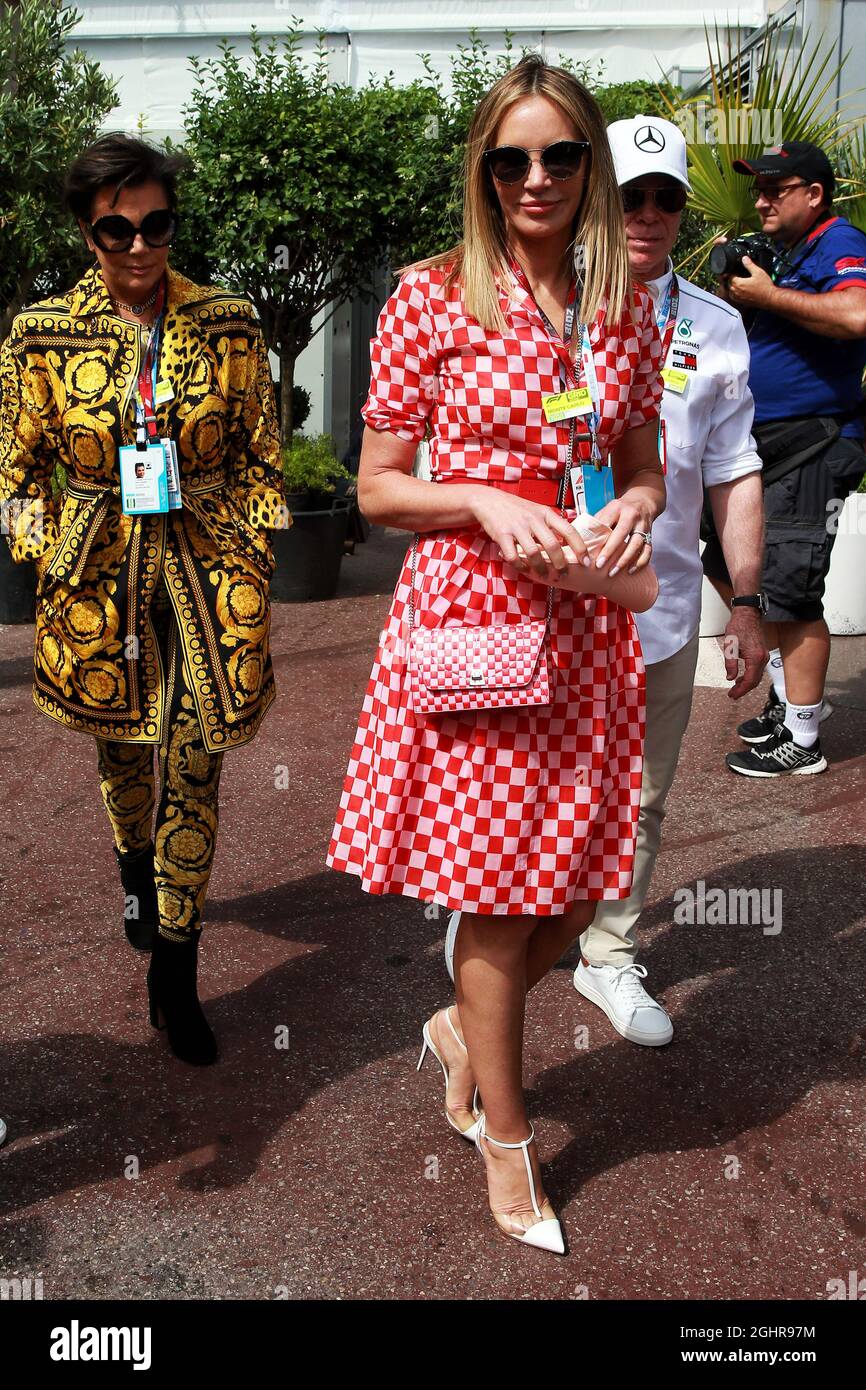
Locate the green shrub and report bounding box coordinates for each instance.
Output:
[281,433,352,495]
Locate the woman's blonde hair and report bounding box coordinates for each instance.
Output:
[402,54,631,336]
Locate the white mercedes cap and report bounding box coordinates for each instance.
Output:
[607,115,691,191]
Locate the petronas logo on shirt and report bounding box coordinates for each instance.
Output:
[676,317,693,338]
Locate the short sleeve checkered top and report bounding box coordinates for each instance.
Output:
[326,260,663,915]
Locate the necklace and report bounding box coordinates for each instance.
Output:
[111,283,161,316]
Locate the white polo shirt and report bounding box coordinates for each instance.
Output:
[636,261,762,666]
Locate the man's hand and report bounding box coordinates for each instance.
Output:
[726,255,778,312]
[722,606,769,699]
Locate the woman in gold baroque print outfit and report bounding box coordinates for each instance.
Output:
[0,135,286,1065]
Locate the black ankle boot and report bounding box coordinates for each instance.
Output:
[146,930,218,1066]
[114,843,158,951]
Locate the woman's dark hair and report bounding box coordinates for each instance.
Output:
[63,132,188,222]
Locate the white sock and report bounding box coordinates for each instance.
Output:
[768,649,786,703]
[784,701,821,748]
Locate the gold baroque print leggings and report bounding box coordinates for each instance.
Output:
[95,579,224,942]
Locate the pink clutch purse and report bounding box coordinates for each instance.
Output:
[408,616,551,715]
[406,484,559,711]
[405,487,656,716]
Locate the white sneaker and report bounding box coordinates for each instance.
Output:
[573,958,673,1046]
[445,912,460,983]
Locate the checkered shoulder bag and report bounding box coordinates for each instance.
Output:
[406,474,567,716]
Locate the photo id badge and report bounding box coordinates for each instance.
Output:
[581,463,615,513]
[119,444,169,515]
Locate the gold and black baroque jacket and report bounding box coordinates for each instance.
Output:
[0,263,288,752]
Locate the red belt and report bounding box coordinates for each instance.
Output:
[439,475,565,532]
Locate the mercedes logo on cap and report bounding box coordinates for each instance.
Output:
[635,125,665,153]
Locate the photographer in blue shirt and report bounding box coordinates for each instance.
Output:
[704,141,866,776]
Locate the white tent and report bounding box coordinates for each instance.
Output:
[71,1,765,142]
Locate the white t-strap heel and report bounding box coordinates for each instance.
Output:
[476,1115,565,1255]
[417,1007,482,1142]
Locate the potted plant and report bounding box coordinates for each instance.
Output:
[271,433,355,602]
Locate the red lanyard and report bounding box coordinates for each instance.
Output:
[136,277,166,444]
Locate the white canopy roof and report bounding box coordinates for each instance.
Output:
[69,2,766,139]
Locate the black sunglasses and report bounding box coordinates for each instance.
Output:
[483,141,590,184]
[750,179,809,203]
[621,185,688,215]
[88,208,178,253]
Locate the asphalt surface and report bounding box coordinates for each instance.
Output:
[1,526,864,1301]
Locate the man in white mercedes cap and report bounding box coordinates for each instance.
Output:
[445,114,768,1047]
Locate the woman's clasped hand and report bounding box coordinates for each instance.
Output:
[468,488,655,585]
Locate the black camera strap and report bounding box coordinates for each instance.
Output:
[769,211,835,283]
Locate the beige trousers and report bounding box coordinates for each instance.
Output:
[580,629,700,966]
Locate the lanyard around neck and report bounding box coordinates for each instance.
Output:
[655,272,680,366]
[134,277,166,448]
[511,260,604,467]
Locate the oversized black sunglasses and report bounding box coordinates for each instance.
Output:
[621,184,688,215]
[88,208,178,253]
[483,141,590,184]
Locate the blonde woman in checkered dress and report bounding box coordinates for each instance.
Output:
[327,56,665,1254]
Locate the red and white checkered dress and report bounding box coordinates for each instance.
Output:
[326,261,663,915]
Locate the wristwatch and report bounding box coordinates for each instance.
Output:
[730,592,768,616]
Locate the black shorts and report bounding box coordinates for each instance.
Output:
[703,434,866,623]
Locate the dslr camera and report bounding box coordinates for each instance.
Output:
[709,233,781,279]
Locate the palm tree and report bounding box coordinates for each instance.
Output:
[834,124,866,233]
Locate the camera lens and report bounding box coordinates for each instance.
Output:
[709,243,732,276]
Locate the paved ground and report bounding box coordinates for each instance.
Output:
[1,527,864,1301]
